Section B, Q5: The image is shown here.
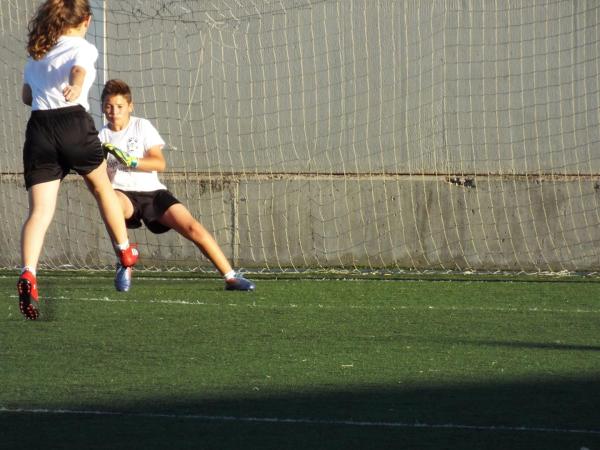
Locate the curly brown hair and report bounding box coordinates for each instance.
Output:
[27,0,92,60]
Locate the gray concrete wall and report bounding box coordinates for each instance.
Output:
[2,172,599,271]
[1,1,600,272]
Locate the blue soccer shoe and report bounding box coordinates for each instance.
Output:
[115,263,132,292]
[225,274,255,291]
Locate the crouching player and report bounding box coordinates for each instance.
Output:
[99,79,255,292]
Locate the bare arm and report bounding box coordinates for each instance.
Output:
[63,65,85,102]
[22,84,32,106]
[136,145,167,172]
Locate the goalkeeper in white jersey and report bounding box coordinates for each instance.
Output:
[99,79,255,292]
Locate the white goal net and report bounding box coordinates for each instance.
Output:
[1,0,600,273]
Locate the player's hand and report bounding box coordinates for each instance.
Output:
[63,84,82,102]
[102,143,138,168]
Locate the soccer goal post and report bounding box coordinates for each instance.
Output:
[1,0,600,273]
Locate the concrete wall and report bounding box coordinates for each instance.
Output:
[2,172,599,271]
[1,1,600,271]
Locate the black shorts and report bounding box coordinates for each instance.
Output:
[118,189,181,234]
[23,105,104,189]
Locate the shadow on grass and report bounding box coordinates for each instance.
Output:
[2,377,600,450]
[460,339,600,352]
[420,336,600,352]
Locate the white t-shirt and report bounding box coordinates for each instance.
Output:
[24,36,98,111]
[99,116,167,192]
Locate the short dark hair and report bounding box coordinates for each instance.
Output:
[101,79,132,105]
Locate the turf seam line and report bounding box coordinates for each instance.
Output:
[8,294,600,314]
[3,275,599,284]
[0,407,598,435]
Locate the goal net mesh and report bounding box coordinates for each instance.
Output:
[1,0,600,273]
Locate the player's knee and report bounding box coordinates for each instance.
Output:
[87,182,111,200]
[186,221,208,241]
[28,209,54,227]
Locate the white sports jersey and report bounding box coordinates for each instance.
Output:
[99,116,167,192]
[23,36,98,111]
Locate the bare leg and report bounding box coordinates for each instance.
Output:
[20,180,61,270]
[98,190,135,252]
[115,190,135,220]
[82,160,129,245]
[159,203,233,276]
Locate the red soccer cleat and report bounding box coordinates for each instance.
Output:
[18,270,39,320]
[118,243,139,267]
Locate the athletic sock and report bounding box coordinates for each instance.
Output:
[21,266,36,276]
[224,270,236,280]
[115,240,130,251]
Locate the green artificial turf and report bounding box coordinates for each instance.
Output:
[1,273,599,449]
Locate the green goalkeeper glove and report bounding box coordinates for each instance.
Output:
[102,143,138,168]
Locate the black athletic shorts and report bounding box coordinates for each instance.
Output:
[117,189,181,234]
[22,105,104,189]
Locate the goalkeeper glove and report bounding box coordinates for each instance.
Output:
[102,143,138,168]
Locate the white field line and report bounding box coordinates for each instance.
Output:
[6,294,600,315]
[1,407,599,436]
[0,275,595,283]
